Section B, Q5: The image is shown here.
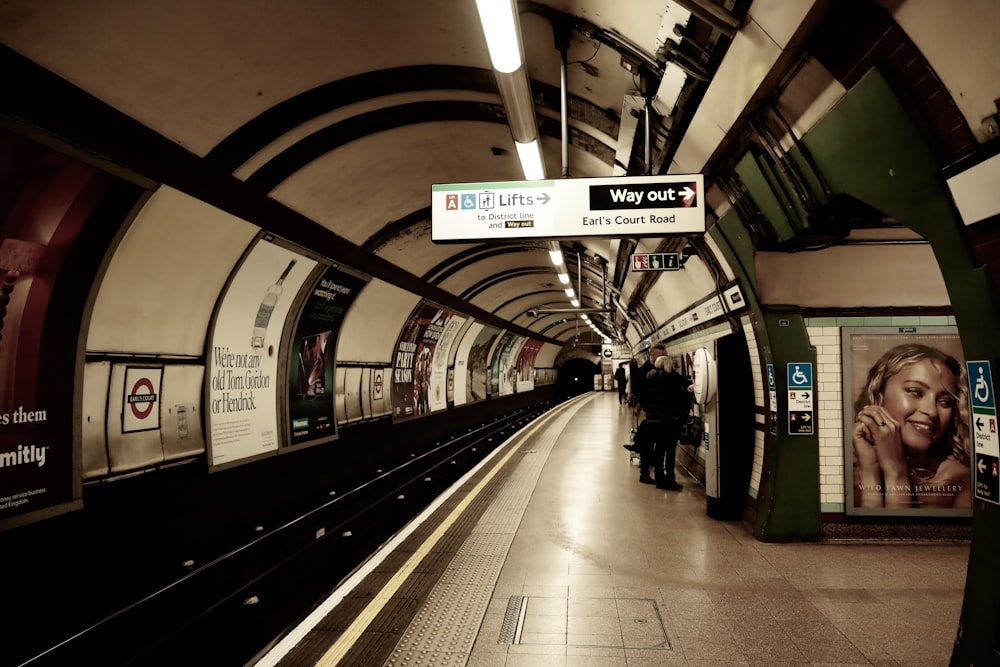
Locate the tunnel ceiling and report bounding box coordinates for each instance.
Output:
[1,0,762,349]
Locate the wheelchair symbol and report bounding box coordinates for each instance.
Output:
[791,365,808,385]
[975,366,990,404]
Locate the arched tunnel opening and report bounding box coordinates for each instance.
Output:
[556,357,601,396]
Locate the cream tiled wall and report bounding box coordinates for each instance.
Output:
[806,324,845,513]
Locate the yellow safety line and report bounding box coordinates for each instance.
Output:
[314,408,561,666]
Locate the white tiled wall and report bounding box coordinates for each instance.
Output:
[807,325,845,511]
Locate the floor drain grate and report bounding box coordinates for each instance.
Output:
[497,596,671,649]
[498,595,526,644]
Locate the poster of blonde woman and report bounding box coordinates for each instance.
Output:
[842,327,971,517]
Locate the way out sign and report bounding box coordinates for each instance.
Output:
[123,366,162,433]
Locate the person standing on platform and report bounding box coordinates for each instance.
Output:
[615,362,628,404]
[630,345,661,485]
[633,346,693,489]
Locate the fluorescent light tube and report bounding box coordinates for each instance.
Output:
[515,139,545,180]
[475,0,522,73]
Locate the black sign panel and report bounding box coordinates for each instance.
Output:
[589,182,699,210]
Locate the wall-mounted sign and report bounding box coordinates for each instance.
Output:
[767,364,778,435]
[968,360,999,504]
[123,367,162,433]
[691,347,716,407]
[787,362,813,435]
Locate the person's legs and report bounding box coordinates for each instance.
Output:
[635,420,654,483]
[656,420,682,490]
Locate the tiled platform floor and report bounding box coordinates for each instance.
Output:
[260,391,970,667]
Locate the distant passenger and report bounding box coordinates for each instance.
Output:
[852,343,971,509]
[615,362,627,404]
[626,358,640,409]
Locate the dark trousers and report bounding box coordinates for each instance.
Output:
[617,383,627,403]
[635,418,680,483]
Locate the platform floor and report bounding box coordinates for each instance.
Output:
[255,391,969,666]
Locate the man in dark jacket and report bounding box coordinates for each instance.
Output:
[631,345,660,411]
[614,363,628,404]
[633,345,693,489]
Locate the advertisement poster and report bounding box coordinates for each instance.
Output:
[428,313,467,412]
[452,322,483,406]
[842,326,971,516]
[515,339,543,393]
[1,130,121,529]
[287,265,367,446]
[391,302,457,419]
[207,238,316,468]
[467,325,502,402]
[499,334,527,396]
[490,332,519,396]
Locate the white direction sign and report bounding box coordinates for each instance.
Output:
[431,174,705,242]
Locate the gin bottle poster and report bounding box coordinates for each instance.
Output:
[206,238,316,469]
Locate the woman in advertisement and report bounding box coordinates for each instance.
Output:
[852,343,971,509]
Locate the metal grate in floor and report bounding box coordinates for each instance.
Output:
[498,596,672,650]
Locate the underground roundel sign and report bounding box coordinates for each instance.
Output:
[123,366,163,433]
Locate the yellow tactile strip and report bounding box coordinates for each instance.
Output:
[380,400,586,666]
[274,395,593,666]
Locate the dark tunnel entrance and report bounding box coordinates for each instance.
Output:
[556,357,601,397]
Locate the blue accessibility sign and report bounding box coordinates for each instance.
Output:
[787,363,812,389]
[969,361,995,410]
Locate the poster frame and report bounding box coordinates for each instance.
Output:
[841,325,972,518]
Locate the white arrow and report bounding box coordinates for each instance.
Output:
[979,458,987,473]
[681,186,695,201]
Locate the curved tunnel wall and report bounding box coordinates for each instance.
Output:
[4,2,1000,661]
[81,192,562,480]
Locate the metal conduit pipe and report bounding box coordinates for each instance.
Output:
[644,98,652,175]
[555,21,570,178]
[494,68,538,144]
